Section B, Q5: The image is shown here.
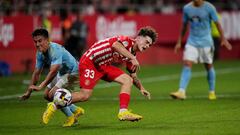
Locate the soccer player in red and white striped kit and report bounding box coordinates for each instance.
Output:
[44,26,158,122]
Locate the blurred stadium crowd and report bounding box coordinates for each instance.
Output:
[1,0,240,16]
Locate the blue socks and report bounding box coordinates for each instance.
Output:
[60,104,79,117]
[179,65,215,92]
[179,66,192,91]
[61,106,73,117]
[207,67,215,91]
[68,104,78,113]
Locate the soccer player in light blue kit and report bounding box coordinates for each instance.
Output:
[20,28,84,127]
[170,0,232,100]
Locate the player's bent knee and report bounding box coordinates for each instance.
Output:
[122,75,133,86]
[115,74,133,86]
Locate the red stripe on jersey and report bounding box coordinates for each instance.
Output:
[82,36,134,66]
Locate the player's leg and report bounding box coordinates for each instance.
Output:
[43,102,76,127]
[43,102,83,127]
[68,104,85,125]
[65,89,92,126]
[43,76,58,101]
[71,61,101,103]
[42,74,82,126]
[57,89,92,127]
[42,76,59,124]
[58,74,86,126]
[63,62,101,126]
[105,66,142,121]
[43,88,52,102]
[50,74,84,118]
[204,63,216,100]
[114,74,143,121]
[42,86,68,125]
[170,45,197,100]
[200,47,216,100]
[64,74,85,125]
[42,85,61,125]
[71,89,93,103]
[114,74,133,111]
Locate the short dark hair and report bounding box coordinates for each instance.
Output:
[32,28,49,38]
[137,26,158,44]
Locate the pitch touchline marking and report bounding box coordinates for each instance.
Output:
[0,67,240,100]
[1,94,240,103]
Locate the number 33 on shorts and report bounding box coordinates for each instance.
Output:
[84,69,95,79]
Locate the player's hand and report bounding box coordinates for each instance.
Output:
[19,90,32,101]
[29,85,41,91]
[221,38,232,50]
[174,42,181,53]
[140,89,151,100]
[130,58,140,72]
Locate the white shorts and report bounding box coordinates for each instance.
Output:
[183,44,214,64]
[47,73,78,90]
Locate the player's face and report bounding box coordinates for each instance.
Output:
[193,0,203,5]
[135,36,153,52]
[33,35,49,52]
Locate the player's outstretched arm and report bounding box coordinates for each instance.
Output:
[130,72,151,100]
[30,64,60,91]
[215,21,232,50]
[112,41,140,72]
[19,68,42,100]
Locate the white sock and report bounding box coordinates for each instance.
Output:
[119,108,128,113]
[179,88,185,93]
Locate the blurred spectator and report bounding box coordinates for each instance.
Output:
[42,15,52,34]
[41,1,52,34]
[160,0,176,14]
[0,0,14,16]
[138,0,155,14]
[60,9,72,44]
[65,12,88,60]
[1,0,240,16]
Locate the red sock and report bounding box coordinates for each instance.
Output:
[119,93,130,109]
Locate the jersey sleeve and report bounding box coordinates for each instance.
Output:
[208,4,218,22]
[117,36,132,48]
[51,48,62,65]
[108,37,119,47]
[35,52,44,69]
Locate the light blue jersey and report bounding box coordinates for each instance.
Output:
[183,1,218,47]
[35,42,78,76]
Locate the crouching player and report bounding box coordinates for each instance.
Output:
[43,26,158,122]
[20,28,84,127]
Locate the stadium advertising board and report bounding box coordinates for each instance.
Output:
[1,13,240,49]
[0,16,34,49]
[0,13,240,72]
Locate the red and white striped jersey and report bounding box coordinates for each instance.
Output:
[81,36,135,66]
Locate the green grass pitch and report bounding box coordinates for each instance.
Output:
[0,60,240,135]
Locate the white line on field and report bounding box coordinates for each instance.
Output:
[90,94,240,101]
[0,67,240,100]
[1,94,240,103]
